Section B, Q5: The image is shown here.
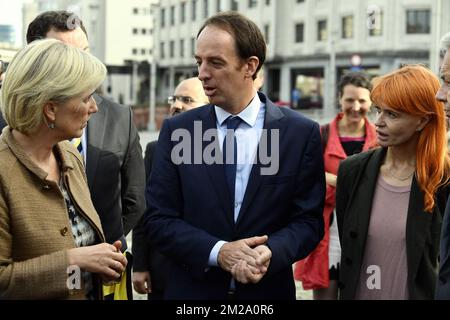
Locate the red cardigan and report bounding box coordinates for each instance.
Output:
[294,113,377,290]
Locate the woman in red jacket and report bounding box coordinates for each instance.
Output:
[295,72,377,299]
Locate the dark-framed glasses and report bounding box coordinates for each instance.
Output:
[168,95,196,105]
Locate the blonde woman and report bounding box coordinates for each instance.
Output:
[0,39,127,299]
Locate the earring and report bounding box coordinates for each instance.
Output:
[48,123,55,129]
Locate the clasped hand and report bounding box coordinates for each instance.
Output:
[218,235,272,284]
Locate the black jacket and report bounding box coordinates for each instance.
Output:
[87,95,145,250]
[336,148,447,300]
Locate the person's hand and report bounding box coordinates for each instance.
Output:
[67,240,127,282]
[325,172,337,188]
[218,235,268,273]
[133,271,151,294]
[231,245,271,284]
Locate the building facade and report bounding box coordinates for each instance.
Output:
[22,0,158,108]
[155,0,450,116]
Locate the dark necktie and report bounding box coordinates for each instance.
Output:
[223,116,242,206]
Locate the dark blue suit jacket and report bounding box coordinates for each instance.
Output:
[145,93,325,300]
[437,195,450,299]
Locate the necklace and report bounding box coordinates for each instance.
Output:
[386,168,415,181]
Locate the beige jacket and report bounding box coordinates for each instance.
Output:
[0,128,105,299]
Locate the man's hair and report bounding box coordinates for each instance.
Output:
[338,72,372,97]
[440,32,450,58]
[197,11,266,80]
[0,39,106,134]
[26,10,87,44]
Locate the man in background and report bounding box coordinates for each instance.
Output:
[132,77,209,299]
[436,31,450,300]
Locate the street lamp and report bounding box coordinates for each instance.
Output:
[148,2,160,132]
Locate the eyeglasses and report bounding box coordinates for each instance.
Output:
[168,95,196,105]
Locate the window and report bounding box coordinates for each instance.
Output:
[192,0,197,21]
[266,0,270,5]
[204,0,208,18]
[160,42,165,59]
[216,0,222,12]
[191,37,196,56]
[180,39,185,58]
[295,23,304,43]
[133,8,139,14]
[317,20,327,41]
[297,0,305,3]
[230,0,238,11]
[249,0,257,8]
[181,2,186,23]
[132,28,138,35]
[170,40,175,58]
[369,10,383,36]
[406,9,430,34]
[142,28,147,35]
[160,8,166,28]
[170,6,175,26]
[132,48,138,55]
[141,49,146,55]
[264,24,270,44]
[342,15,353,39]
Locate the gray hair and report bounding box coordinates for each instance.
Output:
[440,32,450,58]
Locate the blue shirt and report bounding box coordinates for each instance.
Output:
[208,93,266,267]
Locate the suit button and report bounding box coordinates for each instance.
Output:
[350,231,357,239]
[440,276,447,285]
[60,227,69,236]
[345,257,352,265]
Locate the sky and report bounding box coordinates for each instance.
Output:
[0,0,27,46]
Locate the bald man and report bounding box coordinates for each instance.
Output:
[132,77,208,299]
[169,77,209,116]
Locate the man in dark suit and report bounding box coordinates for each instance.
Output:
[132,77,209,299]
[145,11,325,300]
[436,31,450,299]
[26,11,146,250]
[0,114,5,131]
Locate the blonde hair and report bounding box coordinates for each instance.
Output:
[0,39,106,134]
[371,65,450,212]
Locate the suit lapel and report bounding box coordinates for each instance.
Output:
[200,105,235,226]
[86,94,108,187]
[236,95,284,226]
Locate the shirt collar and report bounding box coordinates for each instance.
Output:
[214,93,262,128]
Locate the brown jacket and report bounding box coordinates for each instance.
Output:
[0,128,105,299]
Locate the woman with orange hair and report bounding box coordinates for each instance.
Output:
[336,64,450,300]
